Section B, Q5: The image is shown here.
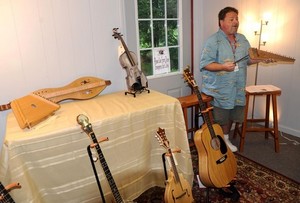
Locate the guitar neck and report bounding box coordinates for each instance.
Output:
[168,149,181,183]
[91,133,123,203]
[193,87,216,138]
[0,182,15,203]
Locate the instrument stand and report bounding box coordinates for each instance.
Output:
[87,145,106,203]
[218,181,240,202]
[201,183,239,203]
[161,153,168,181]
[125,88,150,98]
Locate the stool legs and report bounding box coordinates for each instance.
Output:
[265,95,270,139]
[235,93,280,153]
[239,93,250,152]
[272,95,280,152]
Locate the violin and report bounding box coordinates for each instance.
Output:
[112,28,149,95]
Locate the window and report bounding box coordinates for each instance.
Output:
[136,0,181,77]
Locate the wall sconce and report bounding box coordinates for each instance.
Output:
[252,20,269,119]
[254,20,268,49]
[253,20,269,85]
[251,19,269,119]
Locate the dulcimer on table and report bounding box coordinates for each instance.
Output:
[0,76,111,129]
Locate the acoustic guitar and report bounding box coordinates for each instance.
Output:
[0,182,20,203]
[183,67,237,188]
[0,76,111,129]
[77,114,125,203]
[155,127,194,203]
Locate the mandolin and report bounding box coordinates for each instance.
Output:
[155,127,194,203]
[0,76,111,129]
[77,114,125,203]
[183,67,237,188]
[0,182,20,203]
[112,28,149,97]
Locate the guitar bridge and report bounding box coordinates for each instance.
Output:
[216,155,227,164]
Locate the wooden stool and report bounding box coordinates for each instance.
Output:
[178,93,213,136]
[234,85,281,152]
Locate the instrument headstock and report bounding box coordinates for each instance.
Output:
[183,66,198,89]
[155,127,170,150]
[77,114,93,134]
[112,28,123,40]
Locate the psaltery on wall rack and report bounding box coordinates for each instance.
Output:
[112,28,150,97]
[0,76,111,129]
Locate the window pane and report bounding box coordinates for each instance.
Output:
[152,0,165,18]
[167,0,178,18]
[140,50,153,76]
[137,0,181,77]
[153,20,166,47]
[138,0,150,18]
[169,47,179,72]
[167,20,178,46]
[139,21,152,48]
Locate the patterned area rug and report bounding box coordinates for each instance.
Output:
[134,145,300,203]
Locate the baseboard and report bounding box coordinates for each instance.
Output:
[230,122,300,139]
[279,125,300,138]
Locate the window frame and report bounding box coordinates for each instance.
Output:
[135,0,183,79]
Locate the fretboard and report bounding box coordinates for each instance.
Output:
[193,87,216,139]
[0,183,15,203]
[90,133,124,203]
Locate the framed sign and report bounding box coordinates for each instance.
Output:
[153,48,170,75]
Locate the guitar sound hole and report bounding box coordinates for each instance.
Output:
[211,137,220,150]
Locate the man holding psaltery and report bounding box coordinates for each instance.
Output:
[199,7,273,152]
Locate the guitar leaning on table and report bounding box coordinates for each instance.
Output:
[155,127,194,203]
[0,76,111,129]
[77,114,125,203]
[183,67,237,188]
[0,182,21,203]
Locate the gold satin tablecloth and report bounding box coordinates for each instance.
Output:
[0,90,193,203]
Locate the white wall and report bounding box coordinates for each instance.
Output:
[0,0,128,147]
[194,0,300,137]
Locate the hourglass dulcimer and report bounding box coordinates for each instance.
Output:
[0,76,111,129]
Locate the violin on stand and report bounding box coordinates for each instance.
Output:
[112,28,150,97]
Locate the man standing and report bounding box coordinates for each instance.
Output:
[200,7,266,152]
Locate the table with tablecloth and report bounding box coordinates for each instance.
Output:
[0,90,193,203]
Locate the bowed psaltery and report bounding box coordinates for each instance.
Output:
[235,47,295,64]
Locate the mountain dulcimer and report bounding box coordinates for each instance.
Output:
[0,76,111,129]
